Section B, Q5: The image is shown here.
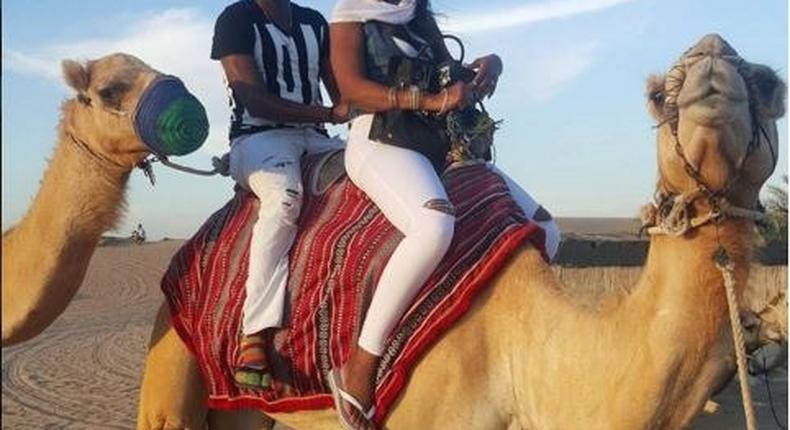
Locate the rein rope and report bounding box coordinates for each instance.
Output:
[135,153,230,186]
[716,249,758,430]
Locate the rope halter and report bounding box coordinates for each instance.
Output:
[640,191,766,237]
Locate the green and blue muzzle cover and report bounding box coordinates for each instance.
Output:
[133,75,209,156]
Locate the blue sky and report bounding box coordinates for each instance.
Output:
[2,0,788,239]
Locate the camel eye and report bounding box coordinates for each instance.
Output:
[98,80,131,109]
[650,89,665,106]
[645,74,667,121]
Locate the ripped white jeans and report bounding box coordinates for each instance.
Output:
[490,166,561,260]
[230,128,344,335]
[347,115,560,356]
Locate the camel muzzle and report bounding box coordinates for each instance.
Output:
[665,34,749,112]
[133,75,209,156]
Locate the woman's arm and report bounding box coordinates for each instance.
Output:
[221,54,345,124]
[330,22,472,113]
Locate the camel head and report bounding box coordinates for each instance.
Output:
[647,34,786,209]
[0,53,209,347]
[62,53,209,169]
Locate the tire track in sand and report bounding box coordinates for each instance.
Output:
[2,241,182,429]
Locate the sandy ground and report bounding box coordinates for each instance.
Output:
[2,238,787,429]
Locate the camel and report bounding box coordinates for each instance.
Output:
[1,34,785,430]
[1,54,163,346]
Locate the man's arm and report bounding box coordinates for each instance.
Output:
[221,54,342,124]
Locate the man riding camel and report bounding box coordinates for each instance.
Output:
[211,0,349,389]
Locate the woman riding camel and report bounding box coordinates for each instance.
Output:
[328,0,560,428]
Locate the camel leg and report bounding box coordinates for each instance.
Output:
[207,409,276,430]
[137,303,208,430]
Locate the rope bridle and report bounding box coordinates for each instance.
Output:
[642,57,778,430]
[643,60,776,237]
[66,132,132,182]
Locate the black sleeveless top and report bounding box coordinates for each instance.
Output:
[361,18,452,171]
[363,20,436,85]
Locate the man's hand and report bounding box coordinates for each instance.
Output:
[330,102,351,124]
[468,54,503,100]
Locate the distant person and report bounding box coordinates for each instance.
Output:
[131,223,146,244]
[210,0,349,389]
[136,224,146,242]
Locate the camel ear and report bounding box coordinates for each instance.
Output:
[747,64,786,119]
[646,74,665,122]
[62,60,90,93]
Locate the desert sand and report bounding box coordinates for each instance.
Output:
[2,229,787,429]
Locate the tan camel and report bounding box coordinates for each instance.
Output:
[1,54,159,346]
[1,34,785,430]
[139,33,785,430]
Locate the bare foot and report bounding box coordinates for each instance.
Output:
[336,346,379,429]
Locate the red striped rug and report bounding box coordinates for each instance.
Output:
[161,152,547,423]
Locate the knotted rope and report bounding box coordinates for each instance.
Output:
[640,191,765,237]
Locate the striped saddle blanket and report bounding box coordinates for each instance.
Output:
[161,151,547,423]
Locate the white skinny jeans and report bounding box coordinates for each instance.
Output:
[346,115,456,356]
[347,115,561,355]
[230,128,344,335]
[490,165,561,260]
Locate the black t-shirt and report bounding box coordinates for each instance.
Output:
[211,0,329,139]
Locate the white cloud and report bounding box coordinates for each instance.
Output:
[3,50,61,79]
[3,8,230,155]
[517,41,600,105]
[2,1,632,152]
[442,0,638,34]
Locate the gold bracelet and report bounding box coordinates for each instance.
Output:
[387,87,397,109]
[409,85,420,110]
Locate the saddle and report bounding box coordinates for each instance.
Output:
[161,151,548,424]
[309,149,346,196]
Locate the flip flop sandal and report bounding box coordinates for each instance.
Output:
[234,366,273,390]
[327,368,376,430]
[234,334,273,390]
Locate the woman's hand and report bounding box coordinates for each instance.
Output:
[445,81,475,111]
[468,54,503,99]
[425,81,474,113]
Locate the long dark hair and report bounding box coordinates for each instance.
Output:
[411,0,452,62]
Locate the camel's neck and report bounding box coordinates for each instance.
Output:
[634,220,752,339]
[2,109,132,345]
[499,219,754,429]
[617,219,753,425]
[20,134,130,241]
